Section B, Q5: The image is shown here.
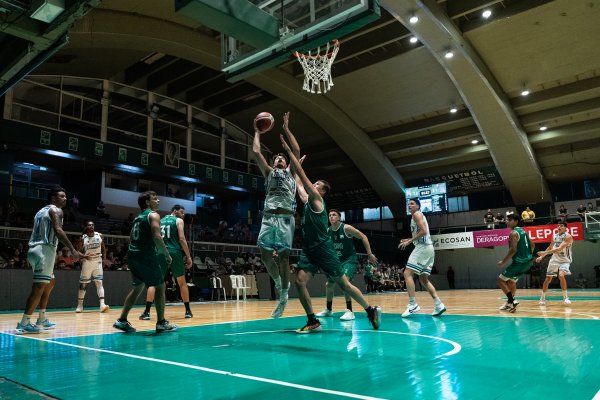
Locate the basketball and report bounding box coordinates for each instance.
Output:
[254,112,274,133]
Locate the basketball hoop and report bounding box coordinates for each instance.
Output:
[294,39,340,94]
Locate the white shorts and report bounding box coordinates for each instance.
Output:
[406,245,435,275]
[28,245,56,283]
[80,258,103,283]
[546,259,571,277]
[257,213,295,251]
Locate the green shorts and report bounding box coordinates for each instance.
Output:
[500,260,532,281]
[128,250,162,287]
[159,250,185,278]
[297,240,343,279]
[326,255,357,282]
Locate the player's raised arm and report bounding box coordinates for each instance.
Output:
[280,135,320,200]
[282,112,300,160]
[252,131,272,177]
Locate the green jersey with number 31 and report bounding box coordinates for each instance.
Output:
[160,215,181,253]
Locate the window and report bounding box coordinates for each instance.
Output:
[381,206,393,219]
[363,207,380,222]
[448,196,469,212]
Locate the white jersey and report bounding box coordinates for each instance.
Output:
[263,167,296,212]
[550,232,572,264]
[83,232,102,260]
[410,211,432,246]
[29,205,60,248]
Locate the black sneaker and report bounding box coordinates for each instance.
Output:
[156,320,178,333]
[296,319,322,334]
[368,306,381,329]
[508,302,519,313]
[139,311,150,320]
[185,310,193,319]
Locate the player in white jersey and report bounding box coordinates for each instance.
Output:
[398,198,446,317]
[536,221,574,305]
[76,220,109,313]
[252,111,301,319]
[16,186,84,334]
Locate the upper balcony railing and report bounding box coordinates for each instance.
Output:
[3,75,270,176]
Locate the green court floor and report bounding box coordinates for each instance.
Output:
[1,314,599,399]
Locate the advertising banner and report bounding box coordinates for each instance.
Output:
[473,228,511,248]
[431,232,474,250]
[523,223,584,243]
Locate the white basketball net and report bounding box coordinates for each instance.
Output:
[294,39,340,94]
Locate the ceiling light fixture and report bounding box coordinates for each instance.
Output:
[521,88,530,96]
[539,125,547,131]
[450,107,458,113]
[409,15,419,24]
[409,36,418,44]
[482,9,492,19]
[444,50,454,59]
[471,139,479,145]
[30,0,65,23]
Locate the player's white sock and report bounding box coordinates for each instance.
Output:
[562,290,568,299]
[434,297,442,306]
[409,297,416,305]
[38,310,46,321]
[21,314,32,325]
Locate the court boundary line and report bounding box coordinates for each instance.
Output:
[2,333,388,400]
[225,329,462,357]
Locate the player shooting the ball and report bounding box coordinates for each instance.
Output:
[252,112,301,319]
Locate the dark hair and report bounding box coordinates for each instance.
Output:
[409,197,421,208]
[557,220,568,227]
[171,204,184,212]
[48,186,66,203]
[138,191,156,210]
[272,152,289,165]
[329,209,341,216]
[318,180,331,197]
[506,213,520,222]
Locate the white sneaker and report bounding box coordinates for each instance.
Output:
[432,303,446,316]
[564,298,571,305]
[75,306,83,313]
[339,309,355,321]
[316,309,333,317]
[271,294,288,318]
[402,303,420,317]
[100,305,110,313]
[539,299,546,306]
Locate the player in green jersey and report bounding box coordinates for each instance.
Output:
[280,135,381,333]
[139,205,194,320]
[316,209,378,321]
[113,191,176,333]
[497,213,535,312]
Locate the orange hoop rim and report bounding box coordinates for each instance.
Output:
[293,39,339,60]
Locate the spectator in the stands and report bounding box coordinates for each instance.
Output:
[6,198,18,225]
[121,213,134,235]
[483,209,495,229]
[494,212,506,228]
[559,204,568,219]
[96,200,109,219]
[576,204,587,221]
[587,202,595,212]
[521,206,535,225]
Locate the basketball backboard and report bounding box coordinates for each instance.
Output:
[220,0,380,82]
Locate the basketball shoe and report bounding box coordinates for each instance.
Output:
[139,311,150,320]
[402,303,420,317]
[100,305,110,313]
[16,322,40,334]
[156,320,178,333]
[271,293,288,318]
[316,309,333,317]
[340,309,355,321]
[36,319,56,330]
[432,303,446,316]
[113,320,136,333]
[296,319,322,334]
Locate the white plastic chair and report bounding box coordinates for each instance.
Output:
[194,256,207,270]
[210,277,226,301]
[229,275,250,301]
[205,257,218,268]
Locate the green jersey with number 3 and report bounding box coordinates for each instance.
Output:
[160,215,181,253]
[513,227,533,263]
